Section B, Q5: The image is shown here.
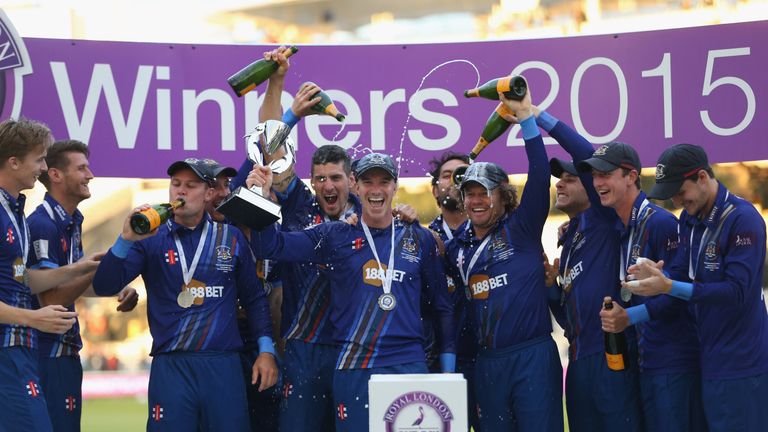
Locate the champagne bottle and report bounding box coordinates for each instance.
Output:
[469,103,514,161]
[451,165,468,186]
[305,82,345,122]
[130,199,185,234]
[227,46,299,97]
[464,75,527,101]
[603,297,628,371]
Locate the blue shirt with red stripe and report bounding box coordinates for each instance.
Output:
[252,219,456,369]
[93,214,273,355]
[27,194,84,358]
[0,189,35,349]
[274,177,361,345]
[444,119,552,350]
[667,183,768,380]
[537,114,631,361]
[621,192,699,374]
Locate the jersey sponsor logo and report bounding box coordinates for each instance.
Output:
[53,204,68,221]
[152,404,164,421]
[65,395,77,412]
[26,381,40,397]
[446,275,456,293]
[185,285,224,302]
[337,403,348,420]
[352,237,364,250]
[164,250,178,264]
[33,239,49,260]
[562,260,583,293]
[12,260,25,281]
[735,234,752,247]
[383,391,454,431]
[363,260,405,286]
[469,273,509,299]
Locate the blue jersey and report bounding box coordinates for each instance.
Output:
[252,219,456,369]
[27,194,84,358]
[668,183,768,380]
[93,215,272,355]
[444,131,551,350]
[275,178,361,345]
[0,189,35,349]
[428,215,477,363]
[621,192,699,374]
[541,117,631,361]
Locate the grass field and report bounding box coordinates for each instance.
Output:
[82,397,148,432]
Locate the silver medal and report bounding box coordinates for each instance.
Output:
[377,293,397,311]
[177,289,194,308]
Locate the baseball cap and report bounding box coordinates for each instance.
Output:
[460,162,509,191]
[206,160,237,179]
[167,158,216,186]
[648,144,710,200]
[550,158,578,178]
[354,153,398,181]
[577,142,641,173]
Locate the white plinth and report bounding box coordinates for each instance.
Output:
[368,373,467,432]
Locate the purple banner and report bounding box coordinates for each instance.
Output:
[2,20,767,178]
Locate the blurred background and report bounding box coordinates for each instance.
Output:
[3,0,768,429]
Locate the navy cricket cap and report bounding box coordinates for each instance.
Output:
[648,143,710,200]
[577,142,641,173]
[167,158,216,186]
[205,159,237,179]
[550,158,578,178]
[354,153,398,181]
[460,162,509,191]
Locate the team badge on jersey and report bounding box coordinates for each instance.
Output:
[215,245,234,272]
[704,241,717,261]
[400,235,420,263]
[490,231,514,261]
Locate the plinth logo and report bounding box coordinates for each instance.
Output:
[0,10,32,120]
[383,391,453,432]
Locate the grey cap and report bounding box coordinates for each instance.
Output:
[550,158,578,178]
[460,162,509,191]
[354,153,398,180]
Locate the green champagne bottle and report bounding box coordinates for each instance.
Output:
[130,199,185,234]
[305,82,345,122]
[464,75,527,101]
[469,103,514,161]
[227,46,299,97]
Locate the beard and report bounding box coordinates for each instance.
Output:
[440,195,461,211]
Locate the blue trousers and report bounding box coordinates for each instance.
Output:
[239,348,281,432]
[0,347,53,432]
[147,351,249,431]
[475,336,563,432]
[702,372,768,431]
[280,340,337,432]
[38,356,83,432]
[332,361,427,432]
[457,358,482,432]
[640,371,706,432]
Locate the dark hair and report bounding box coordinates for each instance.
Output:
[0,117,53,167]
[621,167,642,189]
[428,151,470,186]
[311,145,351,176]
[38,140,90,190]
[499,183,519,213]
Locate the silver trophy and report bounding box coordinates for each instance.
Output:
[216,120,295,229]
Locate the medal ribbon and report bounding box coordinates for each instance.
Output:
[361,221,395,296]
[0,191,29,268]
[173,221,210,286]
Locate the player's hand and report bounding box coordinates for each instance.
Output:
[122,205,159,242]
[543,253,560,287]
[263,46,290,78]
[116,287,139,312]
[600,298,630,333]
[27,305,77,334]
[624,258,671,296]
[343,213,358,225]
[291,82,322,118]
[245,165,274,196]
[74,252,105,275]
[252,352,278,392]
[393,204,418,223]
[498,76,533,123]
